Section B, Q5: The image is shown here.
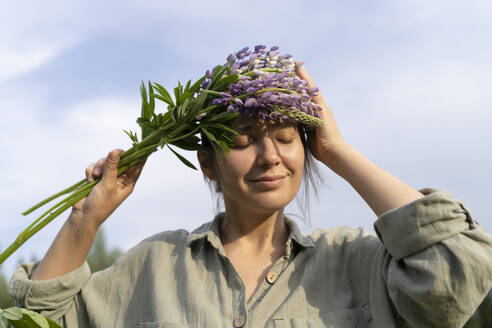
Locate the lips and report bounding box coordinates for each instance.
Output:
[250,175,286,182]
[249,175,286,189]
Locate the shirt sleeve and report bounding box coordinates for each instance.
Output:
[367,188,492,327]
[8,261,91,326]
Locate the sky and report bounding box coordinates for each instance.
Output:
[1,0,491,276]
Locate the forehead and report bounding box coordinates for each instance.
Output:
[229,116,299,133]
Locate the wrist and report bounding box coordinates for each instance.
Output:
[318,140,353,171]
[67,210,100,239]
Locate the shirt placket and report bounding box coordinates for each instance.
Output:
[246,241,296,327]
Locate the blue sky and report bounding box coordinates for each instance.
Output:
[1,0,491,276]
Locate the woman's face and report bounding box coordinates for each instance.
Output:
[209,117,305,214]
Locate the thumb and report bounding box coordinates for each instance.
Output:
[101,149,122,186]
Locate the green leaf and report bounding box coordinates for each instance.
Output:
[153,83,174,106]
[151,94,172,105]
[201,127,222,148]
[148,81,155,118]
[189,76,206,95]
[20,309,49,328]
[46,317,62,328]
[0,315,8,328]
[184,80,191,93]
[177,98,190,121]
[203,110,238,123]
[174,81,182,106]
[3,307,22,320]
[189,92,207,118]
[159,137,166,149]
[170,135,200,151]
[123,130,139,143]
[166,145,197,170]
[214,74,239,92]
[208,65,226,90]
[206,123,238,136]
[140,81,148,114]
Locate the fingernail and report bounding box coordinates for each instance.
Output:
[109,151,118,161]
[94,167,101,176]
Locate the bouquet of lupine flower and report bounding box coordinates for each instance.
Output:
[0,45,323,267]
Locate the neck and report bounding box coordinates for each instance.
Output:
[219,203,289,253]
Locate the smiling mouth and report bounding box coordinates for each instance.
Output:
[249,176,286,189]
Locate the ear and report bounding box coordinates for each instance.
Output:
[197,149,217,180]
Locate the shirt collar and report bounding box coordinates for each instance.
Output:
[186,212,315,253]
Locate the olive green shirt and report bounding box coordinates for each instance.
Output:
[9,188,492,327]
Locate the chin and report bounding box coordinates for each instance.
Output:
[244,194,294,214]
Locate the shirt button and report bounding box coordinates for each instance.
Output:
[266,271,278,284]
[233,314,246,327]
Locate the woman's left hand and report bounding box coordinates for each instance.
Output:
[295,64,347,166]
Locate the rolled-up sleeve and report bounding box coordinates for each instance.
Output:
[369,188,492,327]
[9,261,91,324]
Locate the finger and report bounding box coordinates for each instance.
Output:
[92,159,105,178]
[101,149,124,187]
[85,163,96,182]
[120,160,146,187]
[294,63,327,107]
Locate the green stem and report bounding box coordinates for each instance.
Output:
[166,126,200,143]
[118,144,158,168]
[0,188,93,265]
[22,179,86,216]
[24,181,97,234]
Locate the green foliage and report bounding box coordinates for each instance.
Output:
[0,307,61,328]
[0,269,13,309]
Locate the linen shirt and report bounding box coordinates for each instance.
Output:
[9,188,492,327]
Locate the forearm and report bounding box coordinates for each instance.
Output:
[322,142,424,217]
[31,212,98,281]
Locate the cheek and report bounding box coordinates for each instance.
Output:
[282,143,305,177]
[215,151,254,185]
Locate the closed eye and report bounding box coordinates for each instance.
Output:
[277,138,293,144]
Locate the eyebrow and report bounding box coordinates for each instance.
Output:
[232,122,297,134]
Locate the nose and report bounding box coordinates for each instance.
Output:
[256,136,281,167]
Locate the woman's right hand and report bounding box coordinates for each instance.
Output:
[70,149,145,231]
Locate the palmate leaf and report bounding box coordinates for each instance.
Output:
[166,145,197,170]
[189,92,207,118]
[153,82,174,106]
[174,81,182,106]
[202,110,238,124]
[170,135,200,151]
[214,74,239,92]
[139,82,157,139]
[189,76,206,95]
[205,122,238,136]
[207,65,226,90]
[123,129,139,144]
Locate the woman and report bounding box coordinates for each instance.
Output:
[10,65,492,327]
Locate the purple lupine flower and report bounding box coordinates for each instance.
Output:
[244,97,257,107]
[199,45,323,126]
[233,98,244,106]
